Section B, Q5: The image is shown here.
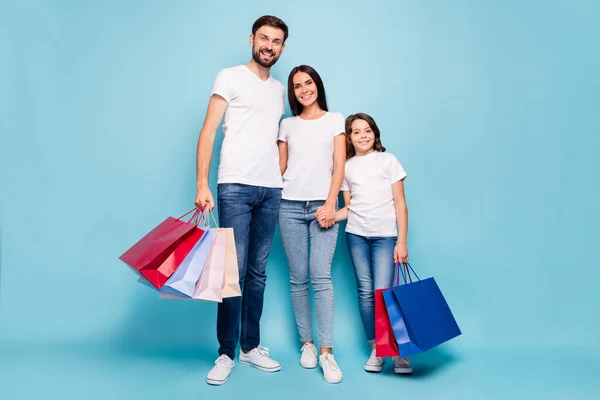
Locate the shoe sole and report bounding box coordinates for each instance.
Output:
[300,361,318,369]
[238,359,281,372]
[394,367,413,374]
[206,377,228,386]
[320,363,343,383]
[206,365,234,386]
[364,365,383,373]
[324,377,343,384]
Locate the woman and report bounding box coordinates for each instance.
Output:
[277,65,346,383]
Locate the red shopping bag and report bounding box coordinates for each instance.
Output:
[375,288,400,357]
[141,224,206,289]
[119,208,203,288]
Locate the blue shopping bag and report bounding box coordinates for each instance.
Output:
[389,263,462,355]
[382,264,424,357]
[138,228,217,297]
[160,227,218,297]
[382,288,424,357]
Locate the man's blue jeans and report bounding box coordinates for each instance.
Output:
[216,183,282,360]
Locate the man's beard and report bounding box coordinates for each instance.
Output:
[252,46,279,68]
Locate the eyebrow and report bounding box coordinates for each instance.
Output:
[260,34,283,42]
[293,79,312,85]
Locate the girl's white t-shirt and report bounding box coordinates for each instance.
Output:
[341,151,407,237]
[278,112,345,200]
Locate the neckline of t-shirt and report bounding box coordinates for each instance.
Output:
[242,64,273,83]
[296,111,330,122]
[353,150,379,158]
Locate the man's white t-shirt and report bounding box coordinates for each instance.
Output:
[278,112,345,200]
[211,65,285,188]
[341,151,407,237]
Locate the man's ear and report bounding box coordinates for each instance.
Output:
[249,34,254,47]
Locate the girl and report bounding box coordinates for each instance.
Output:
[277,65,346,384]
[336,113,412,374]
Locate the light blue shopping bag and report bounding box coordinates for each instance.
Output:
[139,227,217,297]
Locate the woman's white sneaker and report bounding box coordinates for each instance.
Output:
[206,355,235,385]
[300,342,318,369]
[393,356,413,374]
[319,353,343,384]
[364,349,384,372]
[239,346,281,372]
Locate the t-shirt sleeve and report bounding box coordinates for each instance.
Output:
[281,86,286,115]
[341,176,349,191]
[341,166,350,191]
[332,113,345,136]
[278,119,288,142]
[388,154,407,184]
[211,70,234,103]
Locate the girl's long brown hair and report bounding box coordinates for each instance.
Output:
[345,113,386,159]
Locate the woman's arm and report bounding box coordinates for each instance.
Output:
[278,140,288,176]
[317,134,346,228]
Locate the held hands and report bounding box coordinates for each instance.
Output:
[194,187,215,211]
[315,202,336,229]
[394,243,409,265]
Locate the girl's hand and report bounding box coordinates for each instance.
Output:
[394,243,409,264]
[315,203,336,229]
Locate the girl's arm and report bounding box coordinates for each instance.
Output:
[391,179,409,264]
[317,134,346,228]
[335,191,351,222]
[278,140,288,176]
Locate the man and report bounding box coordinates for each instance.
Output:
[194,15,289,385]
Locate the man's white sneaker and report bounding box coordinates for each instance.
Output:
[206,355,235,385]
[300,342,318,369]
[364,349,384,372]
[319,353,343,384]
[393,356,413,374]
[239,346,281,372]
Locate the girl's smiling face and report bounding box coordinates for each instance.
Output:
[350,119,375,155]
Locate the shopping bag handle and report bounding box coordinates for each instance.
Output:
[177,206,206,223]
[199,207,219,228]
[394,262,421,285]
[393,263,408,286]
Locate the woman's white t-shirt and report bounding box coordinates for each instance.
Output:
[278,112,345,201]
[341,151,407,237]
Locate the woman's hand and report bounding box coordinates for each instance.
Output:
[315,202,336,229]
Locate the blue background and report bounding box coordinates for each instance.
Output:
[1,0,599,398]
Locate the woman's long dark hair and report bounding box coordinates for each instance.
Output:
[287,65,328,116]
[344,113,386,159]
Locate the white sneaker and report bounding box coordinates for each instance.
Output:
[319,353,343,384]
[364,349,384,372]
[393,356,413,374]
[239,346,281,372]
[300,342,318,369]
[206,355,235,385]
